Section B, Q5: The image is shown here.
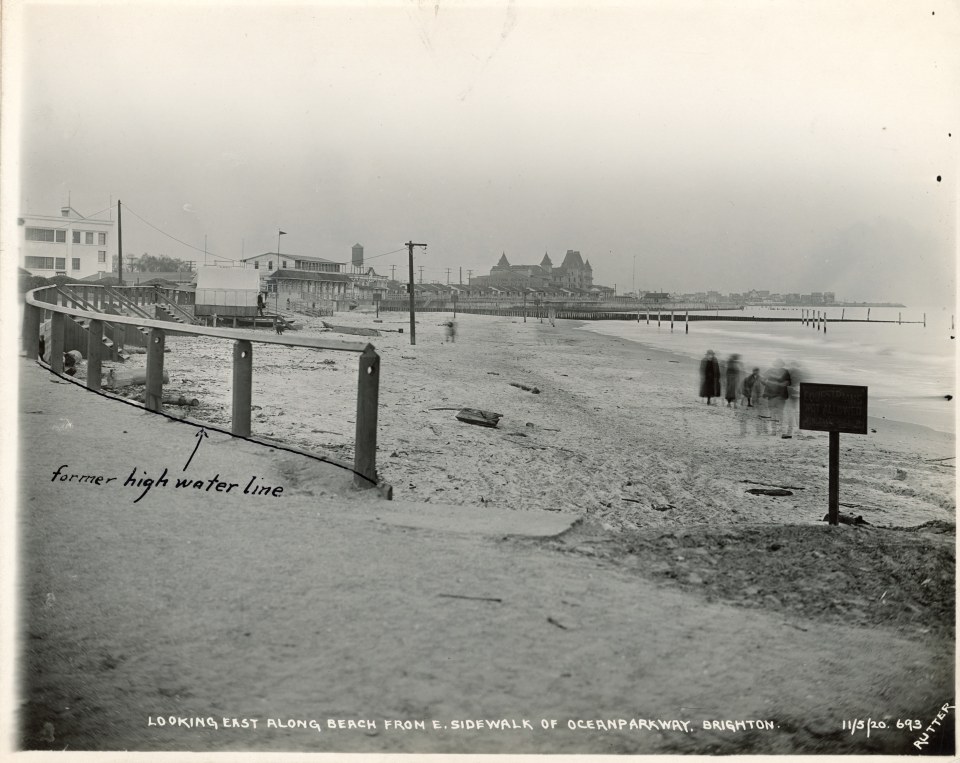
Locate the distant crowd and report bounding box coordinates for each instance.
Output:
[699,350,803,438]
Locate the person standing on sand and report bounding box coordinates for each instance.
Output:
[782,360,803,438]
[742,367,760,408]
[762,359,791,435]
[699,349,721,404]
[724,353,742,407]
[257,293,265,317]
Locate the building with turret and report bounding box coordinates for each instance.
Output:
[471,249,595,292]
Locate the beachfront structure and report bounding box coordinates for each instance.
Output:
[241,249,388,305]
[270,269,352,305]
[194,265,260,317]
[470,249,596,293]
[18,205,116,280]
[241,251,342,274]
[345,265,390,301]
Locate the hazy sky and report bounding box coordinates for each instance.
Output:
[6,0,959,304]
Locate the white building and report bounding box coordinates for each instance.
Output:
[18,206,115,279]
[240,251,342,274]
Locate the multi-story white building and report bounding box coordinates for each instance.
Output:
[18,206,115,279]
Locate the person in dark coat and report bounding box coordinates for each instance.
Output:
[742,367,761,407]
[699,349,721,404]
[724,353,742,407]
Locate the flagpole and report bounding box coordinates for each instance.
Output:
[276,229,287,323]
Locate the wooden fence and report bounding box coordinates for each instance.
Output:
[22,285,382,490]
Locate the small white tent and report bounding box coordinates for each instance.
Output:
[194,265,260,317]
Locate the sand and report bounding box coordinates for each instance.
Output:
[15,308,956,756]
[110,308,955,530]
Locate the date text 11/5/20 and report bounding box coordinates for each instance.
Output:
[842,718,921,737]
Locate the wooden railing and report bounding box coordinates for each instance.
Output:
[22,285,382,489]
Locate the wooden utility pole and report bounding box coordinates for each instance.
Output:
[406,241,427,345]
[117,199,124,286]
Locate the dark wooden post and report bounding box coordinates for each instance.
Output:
[145,328,166,412]
[49,312,65,373]
[22,301,42,359]
[828,431,840,525]
[354,345,380,488]
[86,319,103,391]
[232,340,253,436]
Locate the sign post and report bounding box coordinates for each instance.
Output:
[799,383,868,525]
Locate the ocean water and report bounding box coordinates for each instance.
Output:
[583,306,956,434]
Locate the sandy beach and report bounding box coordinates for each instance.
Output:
[16,308,956,756]
[110,308,955,529]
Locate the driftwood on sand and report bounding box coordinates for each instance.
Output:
[456,408,503,428]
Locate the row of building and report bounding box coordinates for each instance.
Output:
[17,204,841,306]
[17,205,618,304]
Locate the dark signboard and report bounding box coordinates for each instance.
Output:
[800,383,868,435]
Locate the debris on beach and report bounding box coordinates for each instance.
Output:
[746,488,794,497]
[823,513,871,526]
[456,408,503,428]
[106,368,170,388]
[509,382,541,394]
[321,321,380,337]
[162,395,199,407]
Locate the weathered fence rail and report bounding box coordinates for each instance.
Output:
[23,285,382,489]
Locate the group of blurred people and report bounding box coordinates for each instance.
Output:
[699,350,802,438]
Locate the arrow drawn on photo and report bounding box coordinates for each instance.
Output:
[183,428,209,471]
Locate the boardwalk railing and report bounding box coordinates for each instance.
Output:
[22,285,382,489]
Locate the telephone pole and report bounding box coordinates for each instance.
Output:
[406,241,427,345]
[117,199,124,286]
[390,264,396,281]
[446,267,451,285]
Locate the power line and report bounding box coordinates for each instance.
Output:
[122,204,219,258]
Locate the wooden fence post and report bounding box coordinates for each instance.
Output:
[49,312,65,373]
[232,340,253,436]
[354,345,380,489]
[87,319,103,391]
[22,301,41,359]
[145,328,166,412]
